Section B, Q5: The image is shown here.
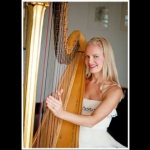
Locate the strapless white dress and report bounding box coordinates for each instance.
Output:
[79,98,127,148]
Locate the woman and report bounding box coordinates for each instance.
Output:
[46,37,127,148]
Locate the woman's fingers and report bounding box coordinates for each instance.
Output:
[46,95,61,109]
[46,89,63,113]
[49,95,61,104]
[51,89,63,100]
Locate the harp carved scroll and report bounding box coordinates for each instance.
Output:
[23,2,87,148]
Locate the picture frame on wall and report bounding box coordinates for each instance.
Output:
[88,2,111,30]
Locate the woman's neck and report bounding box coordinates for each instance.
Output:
[90,73,103,84]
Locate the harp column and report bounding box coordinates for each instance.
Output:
[23,2,49,148]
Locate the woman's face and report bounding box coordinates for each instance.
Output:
[85,44,104,74]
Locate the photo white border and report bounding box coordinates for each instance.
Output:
[22,0,130,149]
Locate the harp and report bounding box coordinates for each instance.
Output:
[23,2,87,148]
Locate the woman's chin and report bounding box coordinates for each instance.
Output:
[89,69,100,74]
[89,70,96,73]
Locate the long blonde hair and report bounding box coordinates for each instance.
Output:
[86,37,121,87]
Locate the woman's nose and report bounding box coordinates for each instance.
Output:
[88,57,94,64]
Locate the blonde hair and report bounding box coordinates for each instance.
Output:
[86,37,121,87]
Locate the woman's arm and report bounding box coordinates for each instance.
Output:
[46,86,122,127]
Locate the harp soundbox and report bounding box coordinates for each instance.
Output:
[23,2,87,148]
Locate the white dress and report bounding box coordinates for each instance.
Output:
[79,98,127,148]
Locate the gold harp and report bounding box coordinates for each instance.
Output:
[23,2,87,148]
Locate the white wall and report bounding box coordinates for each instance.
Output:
[68,2,128,88]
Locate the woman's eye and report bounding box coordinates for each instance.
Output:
[85,56,89,58]
[94,55,99,58]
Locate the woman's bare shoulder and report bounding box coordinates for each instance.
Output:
[102,81,123,101]
[102,81,122,95]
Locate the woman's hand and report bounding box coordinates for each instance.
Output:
[46,89,64,118]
